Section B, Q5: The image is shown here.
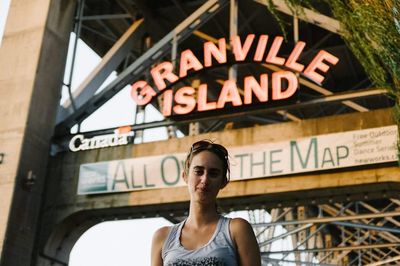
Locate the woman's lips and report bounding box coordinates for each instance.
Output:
[197,187,209,192]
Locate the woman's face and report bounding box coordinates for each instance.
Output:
[183,150,227,204]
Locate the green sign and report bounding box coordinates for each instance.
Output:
[78,126,397,195]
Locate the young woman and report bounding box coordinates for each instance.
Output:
[151,140,261,266]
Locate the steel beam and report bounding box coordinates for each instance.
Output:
[261,242,400,254]
[252,210,400,227]
[56,18,144,125]
[262,257,337,266]
[229,0,238,81]
[259,223,313,247]
[253,0,342,34]
[366,255,400,266]
[261,63,370,112]
[53,87,387,148]
[391,198,400,206]
[329,204,400,244]
[322,203,400,264]
[80,14,132,21]
[55,0,229,135]
[360,201,400,228]
[331,221,400,234]
[282,204,348,262]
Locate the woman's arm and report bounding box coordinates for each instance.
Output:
[151,226,170,266]
[230,218,261,266]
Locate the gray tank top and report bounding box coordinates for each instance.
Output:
[162,216,238,266]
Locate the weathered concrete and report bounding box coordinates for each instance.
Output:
[36,108,399,265]
[0,0,75,265]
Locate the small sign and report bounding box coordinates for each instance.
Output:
[77,126,397,195]
[69,132,133,152]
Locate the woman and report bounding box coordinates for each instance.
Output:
[151,140,261,266]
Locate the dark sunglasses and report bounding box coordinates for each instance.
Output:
[190,140,228,157]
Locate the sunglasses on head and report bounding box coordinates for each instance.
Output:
[190,140,228,157]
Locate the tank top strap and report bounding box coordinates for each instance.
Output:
[161,220,185,259]
[214,216,236,251]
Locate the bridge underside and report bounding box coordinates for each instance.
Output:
[1,0,394,265]
[38,108,400,265]
[1,0,398,265]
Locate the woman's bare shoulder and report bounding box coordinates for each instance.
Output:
[229,217,256,242]
[230,217,252,231]
[152,226,172,243]
[151,226,173,266]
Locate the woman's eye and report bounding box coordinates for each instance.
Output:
[194,170,203,175]
[209,172,219,178]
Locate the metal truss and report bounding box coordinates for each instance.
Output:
[55,0,229,135]
[53,0,393,144]
[53,87,386,149]
[253,0,341,34]
[249,199,400,265]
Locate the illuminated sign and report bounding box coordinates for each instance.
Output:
[69,131,133,152]
[77,126,397,195]
[130,34,339,116]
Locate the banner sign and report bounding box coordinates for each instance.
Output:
[77,126,397,195]
[130,34,339,117]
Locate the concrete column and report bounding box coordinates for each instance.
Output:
[0,0,75,265]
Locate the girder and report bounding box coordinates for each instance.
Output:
[253,0,341,34]
[253,201,400,265]
[55,0,229,136]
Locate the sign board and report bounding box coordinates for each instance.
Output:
[130,34,339,117]
[77,126,397,195]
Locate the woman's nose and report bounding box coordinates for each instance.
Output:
[200,173,209,184]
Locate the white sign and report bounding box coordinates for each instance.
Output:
[77,126,397,195]
[69,132,134,152]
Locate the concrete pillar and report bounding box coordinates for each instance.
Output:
[0,0,75,265]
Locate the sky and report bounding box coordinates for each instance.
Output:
[0,2,299,265]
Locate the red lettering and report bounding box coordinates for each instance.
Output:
[303,50,339,84]
[151,62,179,91]
[173,86,196,115]
[231,34,255,61]
[130,80,156,105]
[162,90,173,117]
[272,71,298,100]
[204,38,227,67]
[254,35,269,61]
[217,80,243,108]
[285,41,305,72]
[244,74,268,104]
[266,36,285,65]
[198,84,217,111]
[179,49,203,78]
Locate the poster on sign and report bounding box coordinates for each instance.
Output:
[77,126,397,195]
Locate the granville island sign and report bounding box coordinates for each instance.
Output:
[69,34,338,152]
[130,34,339,116]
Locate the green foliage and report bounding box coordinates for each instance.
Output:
[263,0,400,158]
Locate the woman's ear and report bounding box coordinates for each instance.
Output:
[182,170,188,184]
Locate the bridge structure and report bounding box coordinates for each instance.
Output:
[0,0,398,265]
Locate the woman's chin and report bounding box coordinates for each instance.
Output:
[195,195,216,205]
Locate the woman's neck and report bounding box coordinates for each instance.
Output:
[186,202,219,228]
